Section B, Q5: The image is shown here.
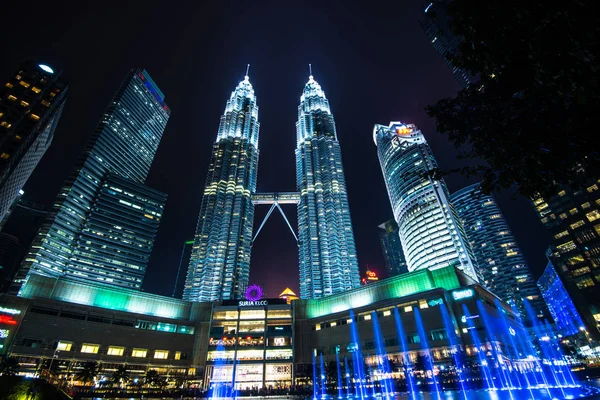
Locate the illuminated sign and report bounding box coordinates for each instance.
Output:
[0,329,9,339]
[0,316,17,325]
[452,288,474,301]
[238,300,268,307]
[245,285,263,301]
[460,314,479,323]
[38,64,54,74]
[0,307,20,315]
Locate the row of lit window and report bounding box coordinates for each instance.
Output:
[57,341,182,360]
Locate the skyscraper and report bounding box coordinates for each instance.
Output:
[419,1,474,89]
[296,73,360,299]
[373,122,478,281]
[183,75,259,302]
[532,179,600,338]
[0,61,67,225]
[451,183,548,321]
[13,69,169,293]
[378,219,408,277]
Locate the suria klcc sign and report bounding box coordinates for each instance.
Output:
[239,300,269,307]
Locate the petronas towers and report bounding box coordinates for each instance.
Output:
[183,71,360,301]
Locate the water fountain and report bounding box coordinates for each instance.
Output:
[307,298,598,400]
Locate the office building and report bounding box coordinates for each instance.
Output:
[13,69,169,293]
[451,183,548,321]
[0,61,67,225]
[378,219,408,277]
[373,122,478,281]
[184,74,259,302]
[296,73,360,298]
[419,1,473,89]
[0,198,47,292]
[532,180,600,338]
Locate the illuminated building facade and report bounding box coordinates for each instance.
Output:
[538,260,586,337]
[532,180,600,338]
[451,183,548,322]
[296,74,360,299]
[378,219,408,277]
[0,264,525,391]
[184,75,259,302]
[0,61,67,225]
[419,1,473,89]
[13,69,169,293]
[374,122,478,281]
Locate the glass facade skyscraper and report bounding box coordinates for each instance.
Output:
[183,75,259,302]
[532,179,600,338]
[451,183,548,321]
[0,61,67,226]
[419,1,474,89]
[373,122,478,281]
[13,69,169,293]
[378,219,408,277]
[296,74,360,299]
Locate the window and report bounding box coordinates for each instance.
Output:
[56,341,72,351]
[19,81,30,88]
[31,86,41,93]
[30,114,40,121]
[8,95,17,101]
[107,346,125,356]
[588,185,599,193]
[558,190,567,196]
[586,210,600,222]
[0,122,11,129]
[154,350,169,359]
[20,100,29,107]
[570,220,585,230]
[554,231,569,239]
[582,202,591,209]
[5,82,13,88]
[569,208,579,215]
[174,351,181,360]
[132,348,147,358]
[81,344,100,354]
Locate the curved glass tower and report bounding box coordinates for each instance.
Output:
[451,183,548,321]
[183,75,259,302]
[373,122,479,281]
[296,74,360,299]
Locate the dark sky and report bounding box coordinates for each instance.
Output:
[2,0,550,298]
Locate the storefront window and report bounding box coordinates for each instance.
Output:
[236,350,264,361]
[267,309,291,319]
[207,350,235,361]
[240,309,266,320]
[213,310,239,320]
[266,349,292,360]
[239,320,264,333]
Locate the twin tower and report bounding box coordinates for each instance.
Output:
[182,73,361,301]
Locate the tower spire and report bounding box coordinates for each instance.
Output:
[245,64,250,79]
[309,63,312,77]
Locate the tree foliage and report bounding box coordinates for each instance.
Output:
[75,361,100,384]
[0,357,19,376]
[425,0,599,197]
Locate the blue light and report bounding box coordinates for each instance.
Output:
[452,288,474,300]
[38,64,54,74]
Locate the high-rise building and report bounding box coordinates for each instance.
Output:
[0,61,67,225]
[538,259,586,337]
[419,1,474,89]
[373,122,479,281]
[0,198,48,292]
[451,183,548,321]
[532,179,600,338]
[296,74,360,299]
[378,219,408,277]
[13,69,169,293]
[183,75,259,302]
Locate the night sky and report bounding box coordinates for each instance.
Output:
[2,1,550,298]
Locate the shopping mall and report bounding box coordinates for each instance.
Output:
[0,265,525,389]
